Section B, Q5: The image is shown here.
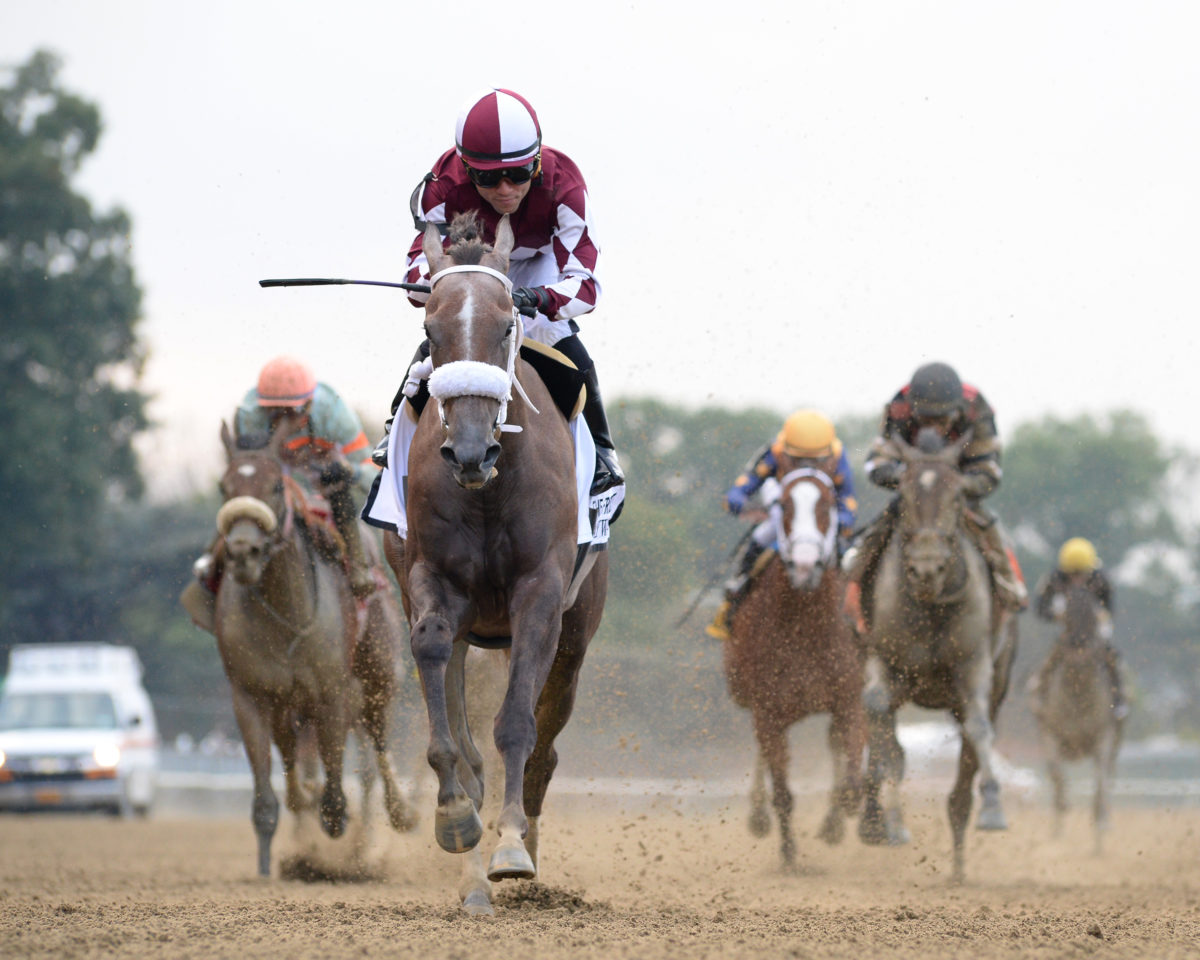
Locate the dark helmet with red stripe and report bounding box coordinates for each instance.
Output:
[455,88,541,171]
[908,362,964,418]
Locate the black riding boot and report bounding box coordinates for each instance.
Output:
[580,365,624,495]
[372,340,432,468]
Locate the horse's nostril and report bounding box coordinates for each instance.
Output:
[440,446,459,467]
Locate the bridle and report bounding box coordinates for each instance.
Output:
[424,264,539,438]
[772,467,839,585]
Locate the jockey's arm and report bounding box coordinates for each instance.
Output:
[725,445,775,515]
[832,447,858,535]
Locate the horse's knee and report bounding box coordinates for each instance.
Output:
[494,713,537,759]
[410,617,453,664]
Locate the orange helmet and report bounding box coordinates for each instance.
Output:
[778,409,837,458]
[256,356,316,407]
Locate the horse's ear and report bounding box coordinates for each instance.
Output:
[267,414,294,460]
[423,222,450,276]
[490,215,514,267]
[220,420,235,458]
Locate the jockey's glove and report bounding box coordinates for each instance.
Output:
[725,487,748,515]
[960,471,995,499]
[319,458,353,490]
[512,286,554,318]
[869,462,904,489]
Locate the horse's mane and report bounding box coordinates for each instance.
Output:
[445,211,492,265]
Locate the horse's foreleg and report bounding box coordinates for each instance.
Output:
[230,687,278,877]
[949,730,980,883]
[1093,726,1119,854]
[360,687,418,833]
[488,580,565,882]
[314,699,350,839]
[409,575,479,853]
[459,847,494,917]
[446,641,485,810]
[1041,729,1067,838]
[755,720,796,868]
[269,711,305,814]
[748,753,771,838]
[860,657,909,846]
[958,657,1007,832]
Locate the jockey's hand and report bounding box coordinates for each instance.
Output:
[869,462,904,489]
[512,286,553,318]
[961,471,993,498]
[725,487,749,515]
[318,455,353,491]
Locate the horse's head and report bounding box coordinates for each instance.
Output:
[895,427,970,602]
[775,466,840,591]
[421,211,521,490]
[217,419,290,586]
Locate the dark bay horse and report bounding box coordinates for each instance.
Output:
[383,213,607,915]
[1034,581,1123,852]
[723,466,866,869]
[215,420,416,876]
[859,429,1016,882]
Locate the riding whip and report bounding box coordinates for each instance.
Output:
[674,523,758,630]
[259,278,432,294]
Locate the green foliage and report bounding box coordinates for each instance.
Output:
[996,410,1178,569]
[0,50,148,632]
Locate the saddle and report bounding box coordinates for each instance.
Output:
[405,339,586,423]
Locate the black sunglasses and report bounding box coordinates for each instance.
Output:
[464,157,540,188]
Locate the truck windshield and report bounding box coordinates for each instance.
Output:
[0,692,119,731]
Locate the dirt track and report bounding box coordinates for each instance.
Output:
[3,793,1198,960]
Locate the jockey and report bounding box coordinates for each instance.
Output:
[706,409,857,641]
[373,87,623,497]
[1030,537,1127,718]
[181,357,379,632]
[841,362,1027,634]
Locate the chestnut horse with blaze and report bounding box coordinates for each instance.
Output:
[722,467,866,869]
[383,213,607,914]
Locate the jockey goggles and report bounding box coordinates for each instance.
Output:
[463,156,540,188]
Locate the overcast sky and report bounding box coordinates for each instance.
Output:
[4,1,1198,498]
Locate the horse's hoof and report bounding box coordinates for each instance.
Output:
[462,890,495,917]
[885,811,912,846]
[748,807,771,838]
[487,839,536,881]
[387,797,419,833]
[976,805,1008,831]
[320,801,348,839]
[858,816,888,846]
[817,812,845,846]
[434,798,482,853]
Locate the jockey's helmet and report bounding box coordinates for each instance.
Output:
[779,410,836,458]
[256,356,317,407]
[455,88,542,173]
[1058,537,1099,573]
[909,362,964,418]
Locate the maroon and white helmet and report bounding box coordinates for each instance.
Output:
[454,88,541,170]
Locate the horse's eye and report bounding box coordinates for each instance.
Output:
[505,323,515,339]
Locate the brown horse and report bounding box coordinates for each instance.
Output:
[859,428,1017,882]
[382,213,607,915]
[1034,581,1124,852]
[723,466,866,869]
[215,420,416,876]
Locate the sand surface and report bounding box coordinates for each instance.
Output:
[3,792,1198,959]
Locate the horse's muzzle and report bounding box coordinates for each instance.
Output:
[442,440,502,490]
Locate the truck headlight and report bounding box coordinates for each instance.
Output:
[93,744,121,768]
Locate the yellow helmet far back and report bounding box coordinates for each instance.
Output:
[779,409,836,458]
[1058,537,1099,573]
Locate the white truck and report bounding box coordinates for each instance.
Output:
[0,643,160,816]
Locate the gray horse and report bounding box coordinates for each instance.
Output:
[1033,581,1124,853]
[858,428,1017,882]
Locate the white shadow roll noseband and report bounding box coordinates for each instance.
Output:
[426,264,539,433]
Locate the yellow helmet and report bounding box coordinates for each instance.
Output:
[779,409,836,458]
[1058,537,1099,573]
